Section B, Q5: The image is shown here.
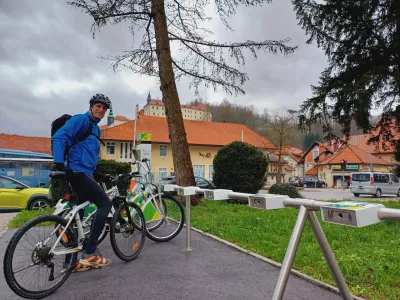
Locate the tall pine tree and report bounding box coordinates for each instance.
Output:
[292,0,400,148]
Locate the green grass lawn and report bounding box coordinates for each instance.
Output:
[8,208,55,228]
[189,199,400,300]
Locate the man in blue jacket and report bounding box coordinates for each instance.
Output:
[52,94,112,271]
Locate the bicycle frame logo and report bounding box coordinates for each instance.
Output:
[127,179,162,221]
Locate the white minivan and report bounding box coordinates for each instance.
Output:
[350,172,400,198]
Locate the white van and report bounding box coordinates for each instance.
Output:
[350,172,400,198]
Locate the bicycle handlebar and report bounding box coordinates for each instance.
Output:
[49,171,66,178]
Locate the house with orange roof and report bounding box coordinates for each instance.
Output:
[264,151,298,185]
[298,141,335,176]
[298,134,397,187]
[100,114,275,182]
[273,146,304,177]
[0,134,53,187]
[143,92,212,121]
[0,134,52,155]
[317,145,393,187]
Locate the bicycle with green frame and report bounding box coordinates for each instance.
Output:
[127,157,185,242]
[53,155,185,243]
[3,171,146,299]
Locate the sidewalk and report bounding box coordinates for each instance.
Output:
[0,212,17,234]
[0,226,346,300]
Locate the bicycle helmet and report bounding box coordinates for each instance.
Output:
[89,94,112,109]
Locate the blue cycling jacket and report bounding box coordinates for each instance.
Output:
[52,111,101,176]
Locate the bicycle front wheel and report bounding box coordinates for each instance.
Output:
[110,202,146,262]
[3,214,78,299]
[145,195,185,242]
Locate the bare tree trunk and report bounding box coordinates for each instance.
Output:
[276,133,283,184]
[276,151,282,184]
[152,0,199,204]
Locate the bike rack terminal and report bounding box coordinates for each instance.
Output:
[161,184,400,300]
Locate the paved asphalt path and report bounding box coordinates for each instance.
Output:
[0,226,343,300]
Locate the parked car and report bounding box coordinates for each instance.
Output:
[0,175,50,210]
[350,172,400,198]
[302,177,327,188]
[159,176,216,189]
[289,176,305,187]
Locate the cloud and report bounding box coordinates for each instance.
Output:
[0,0,327,137]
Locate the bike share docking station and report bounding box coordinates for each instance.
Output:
[161,183,400,300]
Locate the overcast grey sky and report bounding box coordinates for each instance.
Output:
[0,0,327,137]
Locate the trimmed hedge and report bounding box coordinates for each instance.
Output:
[269,183,302,198]
[49,159,131,204]
[96,159,131,196]
[213,141,268,203]
[48,164,67,206]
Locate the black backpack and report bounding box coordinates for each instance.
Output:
[51,114,95,160]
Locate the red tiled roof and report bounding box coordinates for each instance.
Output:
[356,133,399,154]
[306,166,318,175]
[316,152,332,163]
[274,146,304,162]
[290,146,303,155]
[101,116,275,149]
[115,115,130,121]
[0,134,51,154]
[300,141,333,163]
[319,145,392,165]
[329,119,399,154]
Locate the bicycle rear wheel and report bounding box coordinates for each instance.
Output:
[110,202,146,262]
[145,195,185,242]
[3,214,78,299]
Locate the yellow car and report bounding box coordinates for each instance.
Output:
[0,175,50,210]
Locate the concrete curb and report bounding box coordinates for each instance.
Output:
[190,226,365,300]
[0,227,8,240]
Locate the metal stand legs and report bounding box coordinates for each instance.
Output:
[185,195,192,251]
[272,206,352,300]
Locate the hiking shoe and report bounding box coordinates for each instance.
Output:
[79,253,111,267]
[73,263,91,273]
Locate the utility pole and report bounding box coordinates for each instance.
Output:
[133,103,139,150]
[340,159,347,190]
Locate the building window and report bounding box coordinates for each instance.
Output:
[160,145,167,157]
[120,142,123,158]
[193,165,205,177]
[129,143,133,158]
[106,142,115,155]
[159,168,167,181]
[153,113,155,115]
[209,165,214,180]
